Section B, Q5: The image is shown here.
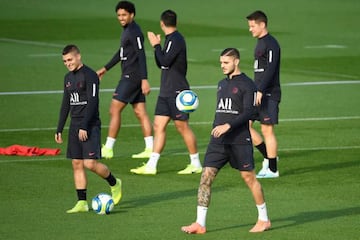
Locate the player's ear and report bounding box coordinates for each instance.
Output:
[234,58,240,66]
[260,21,266,29]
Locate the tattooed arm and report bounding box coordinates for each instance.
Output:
[198,167,219,207]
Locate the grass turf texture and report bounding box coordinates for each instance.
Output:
[0,0,359,239]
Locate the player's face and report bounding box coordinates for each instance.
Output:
[62,52,82,72]
[248,20,266,38]
[220,55,238,76]
[117,9,134,27]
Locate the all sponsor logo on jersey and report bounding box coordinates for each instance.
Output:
[70,92,79,103]
[216,98,238,114]
[70,92,87,106]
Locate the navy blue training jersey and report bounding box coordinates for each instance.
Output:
[56,65,101,133]
[154,31,190,97]
[211,73,257,145]
[253,33,281,102]
[105,21,147,80]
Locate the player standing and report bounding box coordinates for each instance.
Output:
[246,10,281,178]
[97,1,153,159]
[130,10,202,175]
[181,48,271,234]
[55,45,122,213]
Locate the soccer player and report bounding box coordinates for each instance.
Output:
[130,10,202,175]
[97,1,153,159]
[55,45,122,213]
[246,10,281,178]
[181,48,271,234]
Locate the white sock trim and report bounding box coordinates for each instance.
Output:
[105,137,116,149]
[190,153,202,168]
[144,136,153,150]
[256,202,269,221]
[196,206,208,227]
[146,152,160,169]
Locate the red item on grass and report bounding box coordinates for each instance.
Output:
[0,145,61,156]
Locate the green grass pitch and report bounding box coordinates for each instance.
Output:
[0,0,359,239]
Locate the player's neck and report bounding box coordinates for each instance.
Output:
[74,63,83,72]
[258,29,268,39]
[164,27,177,36]
[228,70,241,79]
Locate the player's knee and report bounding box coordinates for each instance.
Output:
[71,160,83,170]
[84,160,97,171]
[175,122,190,134]
[153,122,165,133]
[261,124,274,136]
[241,171,256,185]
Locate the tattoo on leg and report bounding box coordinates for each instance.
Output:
[198,167,218,207]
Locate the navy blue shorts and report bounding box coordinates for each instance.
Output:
[204,143,254,171]
[155,96,189,121]
[113,75,145,104]
[252,96,279,124]
[67,124,101,160]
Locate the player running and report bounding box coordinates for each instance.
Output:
[181,48,271,234]
[55,45,122,213]
[246,10,281,178]
[97,1,153,159]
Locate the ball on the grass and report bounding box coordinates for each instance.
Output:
[91,193,114,215]
[176,90,199,113]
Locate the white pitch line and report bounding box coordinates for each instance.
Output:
[285,80,360,86]
[1,81,360,96]
[0,116,359,133]
[304,44,347,49]
[0,38,63,48]
[28,53,60,57]
[0,145,359,164]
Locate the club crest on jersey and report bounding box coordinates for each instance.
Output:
[232,87,238,94]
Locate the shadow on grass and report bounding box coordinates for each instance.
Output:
[208,206,360,233]
[282,159,359,176]
[273,206,360,230]
[119,186,229,209]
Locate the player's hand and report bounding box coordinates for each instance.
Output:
[141,79,151,95]
[147,32,161,47]
[211,124,231,138]
[255,91,263,106]
[96,67,107,80]
[78,129,88,142]
[55,133,63,144]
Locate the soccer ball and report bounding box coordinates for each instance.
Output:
[91,193,114,215]
[176,90,199,113]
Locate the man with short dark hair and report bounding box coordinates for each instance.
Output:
[246,10,281,178]
[181,48,270,234]
[56,44,122,213]
[130,10,202,175]
[98,1,153,160]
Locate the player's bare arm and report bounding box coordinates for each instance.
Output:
[198,167,218,207]
[211,123,231,138]
[141,79,151,95]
